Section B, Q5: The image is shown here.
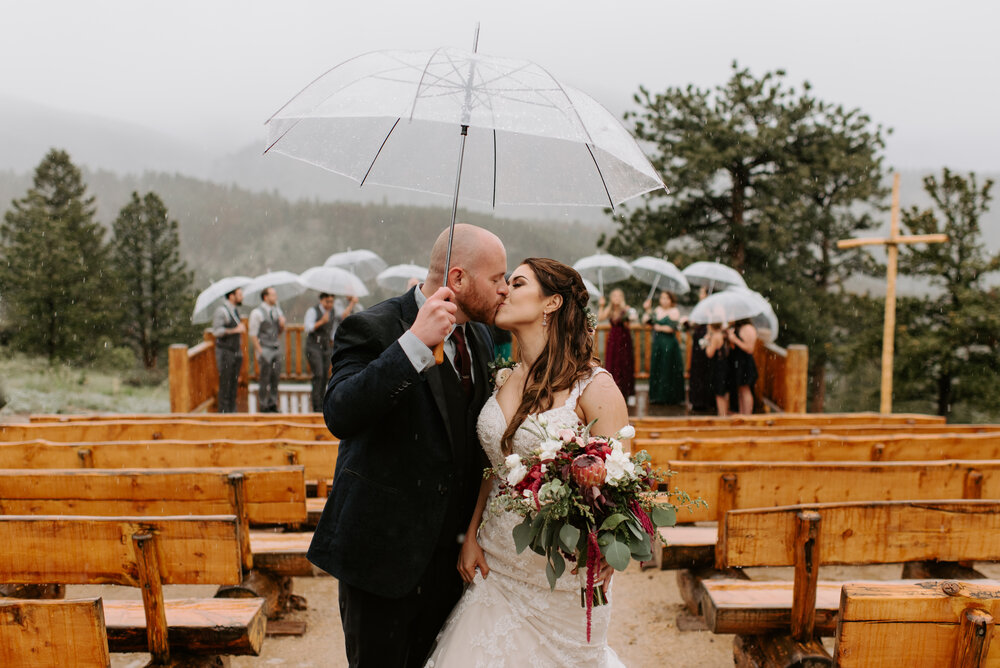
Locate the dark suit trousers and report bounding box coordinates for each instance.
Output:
[338,537,463,667]
[215,347,241,413]
[305,342,331,412]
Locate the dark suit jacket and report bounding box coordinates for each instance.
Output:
[307,287,493,598]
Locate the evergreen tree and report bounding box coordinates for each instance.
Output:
[109,191,197,369]
[607,63,888,410]
[0,149,111,361]
[894,169,1000,418]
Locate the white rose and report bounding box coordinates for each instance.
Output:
[604,448,636,484]
[537,438,563,462]
[504,453,522,468]
[506,463,528,487]
[494,367,514,389]
[617,425,636,440]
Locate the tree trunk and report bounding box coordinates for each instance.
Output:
[809,355,826,413]
[937,372,952,417]
[731,168,747,271]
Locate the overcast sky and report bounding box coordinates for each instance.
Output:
[4,0,998,171]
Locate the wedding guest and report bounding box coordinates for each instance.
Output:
[211,287,245,413]
[598,288,636,402]
[687,286,714,412]
[303,293,358,412]
[727,318,759,414]
[704,322,729,416]
[643,291,685,405]
[248,286,285,413]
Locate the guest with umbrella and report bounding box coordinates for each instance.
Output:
[642,291,685,406]
[195,277,252,413]
[682,260,746,294]
[247,283,290,414]
[324,249,388,282]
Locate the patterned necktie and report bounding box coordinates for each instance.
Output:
[452,326,473,396]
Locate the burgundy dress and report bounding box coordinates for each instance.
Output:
[604,314,635,399]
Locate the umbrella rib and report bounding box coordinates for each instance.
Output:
[585,144,615,211]
[360,118,401,188]
[409,47,446,122]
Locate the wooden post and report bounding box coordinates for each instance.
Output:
[227,473,254,572]
[952,607,994,668]
[791,510,821,641]
[168,344,191,413]
[132,532,169,664]
[714,474,738,570]
[784,345,809,413]
[837,173,948,414]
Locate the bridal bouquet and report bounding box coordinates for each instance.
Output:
[490,416,690,641]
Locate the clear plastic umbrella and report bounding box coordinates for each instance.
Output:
[572,253,633,294]
[265,31,666,283]
[682,261,747,293]
[241,271,307,307]
[323,249,388,282]
[299,266,370,298]
[191,276,252,324]
[581,277,602,303]
[376,264,428,293]
[630,256,690,301]
[725,286,779,343]
[687,290,765,327]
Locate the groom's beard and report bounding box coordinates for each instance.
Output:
[458,293,500,325]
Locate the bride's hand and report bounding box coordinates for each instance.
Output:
[596,560,615,594]
[457,534,490,583]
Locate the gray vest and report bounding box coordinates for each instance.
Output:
[257,307,282,350]
[216,305,242,352]
[307,305,334,349]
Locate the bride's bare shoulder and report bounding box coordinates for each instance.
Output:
[577,369,628,435]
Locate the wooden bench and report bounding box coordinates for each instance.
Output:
[0,515,266,664]
[29,413,323,423]
[834,580,999,667]
[0,439,339,493]
[0,467,314,620]
[0,597,110,668]
[700,500,1000,667]
[0,420,335,443]
[634,423,1000,440]
[633,412,946,427]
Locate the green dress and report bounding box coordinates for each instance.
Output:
[648,313,685,405]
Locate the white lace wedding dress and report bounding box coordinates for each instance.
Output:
[425,368,625,667]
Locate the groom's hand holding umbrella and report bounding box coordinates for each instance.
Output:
[410,286,458,349]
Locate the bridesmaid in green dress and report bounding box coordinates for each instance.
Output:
[642,291,686,405]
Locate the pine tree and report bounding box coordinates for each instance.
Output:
[0,149,111,361]
[109,191,197,369]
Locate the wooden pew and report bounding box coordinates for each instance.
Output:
[0,467,313,621]
[0,597,110,668]
[0,515,266,664]
[0,420,335,443]
[700,500,1000,667]
[633,423,1000,440]
[0,439,338,490]
[835,581,999,667]
[29,412,323,423]
[633,412,946,428]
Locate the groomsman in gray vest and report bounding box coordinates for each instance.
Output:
[249,286,286,413]
[304,293,358,412]
[211,287,245,413]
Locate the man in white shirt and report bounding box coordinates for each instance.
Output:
[210,288,245,413]
[248,286,286,413]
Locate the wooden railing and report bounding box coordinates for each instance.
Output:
[169,322,808,413]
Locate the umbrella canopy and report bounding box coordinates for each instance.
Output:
[191,276,252,324]
[241,271,307,307]
[582,277,602,302]
[688,290,766,326]
[725,286,779,343]
[682,261,747,292]
[265,47,665,210]
[572,254,633,293]
[630,256,690,300]
[323,249,388,282]
[376,263,428,293]
[299,266,370,298]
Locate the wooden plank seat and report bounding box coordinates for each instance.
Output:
[0,467,313,620]
[834,580,1000,667]
[29,413,324,423]
[0,597,110,668]
[634,423,1000,440]
[701,500,1000,667]
[0,439,338,491]
[633,412,946,428]
[0,515,265,664]
[0,420,335,443]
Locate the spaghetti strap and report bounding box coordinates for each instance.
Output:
[565,367,612,410]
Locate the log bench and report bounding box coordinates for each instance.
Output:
[699,500,1000,667]
[834,580,1000,667]
[0,597,111,668]
[633,423,1000,440]
[0,420,335,443]
[0,467,313,621]
[634,412,945,428]
[0,515,266,665]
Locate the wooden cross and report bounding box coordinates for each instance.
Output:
[837,173,948,413]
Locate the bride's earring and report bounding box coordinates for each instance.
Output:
[542,312,548,327]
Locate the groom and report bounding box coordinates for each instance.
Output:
[309,224,509,666]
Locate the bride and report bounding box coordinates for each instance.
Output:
[426,258,629,666]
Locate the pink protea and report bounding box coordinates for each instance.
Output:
[571,454,606,489]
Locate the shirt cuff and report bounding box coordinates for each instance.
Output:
[399,330,436,373]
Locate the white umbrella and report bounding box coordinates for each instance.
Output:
[376,264,428,293]
[191,276,252,324]
[572,254,633,294]
[241,271,307,307]
[299,266,370,298]
[630,256,691,301]
[582,277,602,302]
[688,290,766,326]
[323,249,388,282]
[682,261,747,293]
[725,286,779,343]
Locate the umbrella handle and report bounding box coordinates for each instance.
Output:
[433,341,445,365]
[645,275,660,303]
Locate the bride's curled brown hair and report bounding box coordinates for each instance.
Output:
[500,258,598,454]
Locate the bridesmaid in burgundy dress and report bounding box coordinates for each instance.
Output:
[598,288,636,401]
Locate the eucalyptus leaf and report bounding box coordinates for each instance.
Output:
[603,539,631,571]
[599,513,628,531]
[559,523,581,553]
[629,532,652,560]
[625,518,645,540]
[551,550,566,579]
[650,504,677,527]
[545,559,557,590]
[512,519,532,554]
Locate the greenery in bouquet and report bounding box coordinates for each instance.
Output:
[490,416,702,641]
